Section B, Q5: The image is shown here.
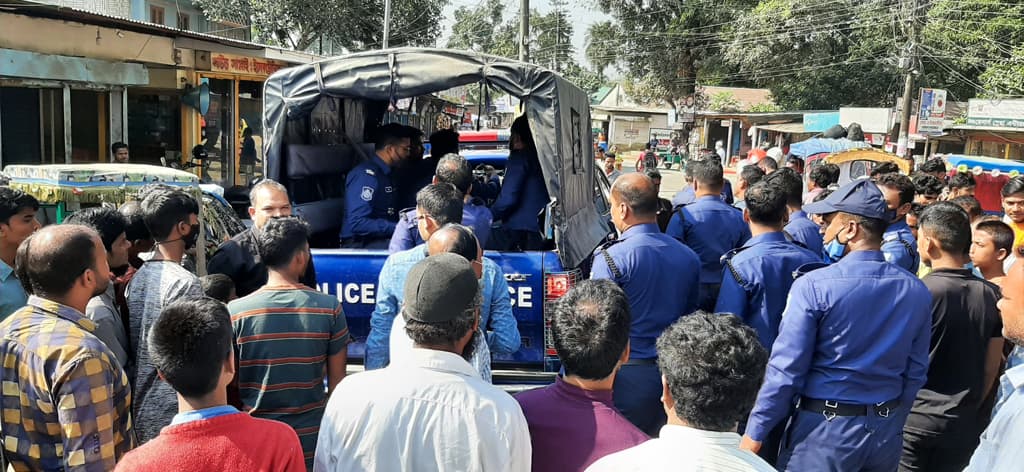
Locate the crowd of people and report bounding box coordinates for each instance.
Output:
[3,141,1024,471]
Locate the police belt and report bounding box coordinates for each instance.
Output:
[799,397,899,418]
[623,358,658,366]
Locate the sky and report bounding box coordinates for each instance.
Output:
[439,0,609,66]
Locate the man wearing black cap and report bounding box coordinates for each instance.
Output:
[740,179,932,471]
[314,253,531,471]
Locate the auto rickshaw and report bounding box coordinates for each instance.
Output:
[2,163,245,269]
[941,155,1024,213]
[804,148,910,191]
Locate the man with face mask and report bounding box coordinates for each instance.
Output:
[740,179,932,471]
[314,253,531,472]
[127,188,204,444]
[340,123,411,248]
[877,173,921,272]
[0,225,134,471]
[228,217,350,469]
[65,207,134,370]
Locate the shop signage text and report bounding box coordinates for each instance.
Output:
[967,98,1024,129]
[210,54,286,77]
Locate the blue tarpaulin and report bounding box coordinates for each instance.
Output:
[788,138,871,158]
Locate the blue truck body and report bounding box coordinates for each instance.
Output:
[308,147,590,374]
[312,248,568,371]
[261,49,611,377]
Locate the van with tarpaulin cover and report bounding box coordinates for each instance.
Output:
[261,48,613,380]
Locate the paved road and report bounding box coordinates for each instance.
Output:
[626,162,737,202]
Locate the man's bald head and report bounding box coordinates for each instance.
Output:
[427,224,479,262]
[16,225,102,298]
[611,173,659,218]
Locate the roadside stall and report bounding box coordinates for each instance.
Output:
[3,163,245,267]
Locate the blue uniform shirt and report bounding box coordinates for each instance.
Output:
[714,232,821,349]
[387,201,494,254]
[340,154,398,241]
[591,223,701,359]
[671,185,733,208]
[491,150,548,232]
[882,220,920,273]
[744,250,932,443]
[785,210,824,256]
[666,195,751,284]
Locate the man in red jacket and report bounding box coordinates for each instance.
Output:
[116,298,304,471]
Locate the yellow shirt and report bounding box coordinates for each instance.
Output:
[1007,219,1024,253]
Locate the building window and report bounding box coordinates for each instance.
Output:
[150,6,165,25]
[178,13,190,31]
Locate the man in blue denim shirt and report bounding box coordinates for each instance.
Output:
[366,184,519,370]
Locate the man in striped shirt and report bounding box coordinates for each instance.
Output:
[228,217,350,469]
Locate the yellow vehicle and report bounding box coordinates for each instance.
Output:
[805,148,910,188]
[2,163,245,269]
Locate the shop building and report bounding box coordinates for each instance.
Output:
[0,0,315,188]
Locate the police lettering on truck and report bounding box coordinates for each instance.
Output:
[319,282,534,309]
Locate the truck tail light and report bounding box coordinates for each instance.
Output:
[543,270,581,357]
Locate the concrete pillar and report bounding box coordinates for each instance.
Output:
[63,85,71,164]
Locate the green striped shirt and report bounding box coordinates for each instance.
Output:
[229,284,350,468]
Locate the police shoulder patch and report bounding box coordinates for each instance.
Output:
[360,186,374,201]
[792,262,829,280]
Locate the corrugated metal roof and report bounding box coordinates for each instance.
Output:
[3,0,305,55]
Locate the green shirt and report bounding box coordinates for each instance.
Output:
[228,284,350,467]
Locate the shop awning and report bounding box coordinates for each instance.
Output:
[0,48,148,86]
[756,122,806,133]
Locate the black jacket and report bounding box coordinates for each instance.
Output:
[207,227,318,297]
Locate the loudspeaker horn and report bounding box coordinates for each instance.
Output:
[183,83,210,115]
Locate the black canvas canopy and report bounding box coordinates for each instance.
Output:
[262,48,606,268]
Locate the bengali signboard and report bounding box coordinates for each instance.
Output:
[209,53,286,78]
[803,112,840,133]
[967,98,1024,129]
[917,88,947,135]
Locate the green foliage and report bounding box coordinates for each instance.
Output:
[594,0,759,105]
[194,0,447,52]
[446,2,608,94]
[708,92,742,112]
[747,102,783,113]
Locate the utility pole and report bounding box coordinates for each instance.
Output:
[519,0,529,62]
[897,0,920,158]
[383,0,392,49]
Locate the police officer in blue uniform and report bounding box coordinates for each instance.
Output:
[876,172,920,272]
[340,124,410,248]
[490,116,549,251]
[715,180,820,350]
[765,168,824,255]
[740,179,932,471]
[590,172,701,436]
[666,157,750,311]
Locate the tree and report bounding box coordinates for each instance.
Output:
[195,0,448,52]
[923,0,1024,100]
[724,0,903,110]
[446,2,608,94]
[447,0,507,54]
[594,0,759,110]
[585,21,620,76]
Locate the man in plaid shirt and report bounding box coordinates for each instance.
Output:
[0,225,134,471]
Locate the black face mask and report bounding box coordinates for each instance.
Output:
[183,223,200,250]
